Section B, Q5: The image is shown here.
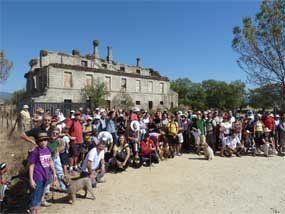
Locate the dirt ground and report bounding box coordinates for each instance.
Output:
[40,154,285,214]
[1,130,284,214]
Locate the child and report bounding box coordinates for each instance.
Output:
[47,127,66,192]
[0,162,9,211]
[28,132,57,214]
[60,128,71,175]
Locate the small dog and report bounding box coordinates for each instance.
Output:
[201,142,214,160]
[61,175,95,204]
[158,141,171,160]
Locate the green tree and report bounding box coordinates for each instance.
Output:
[170,78,192,106]
[186,83,207,110]
[248,84,279,110]
[202,80,246,110]
[0,50,13,84]
[81,81,110,108]
[112,90,134,110]
[232,0,285,111]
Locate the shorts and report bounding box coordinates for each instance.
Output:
[69,144,82,157]
[167,135,178,145]
[60,152,70,165]
[30,180,48,210]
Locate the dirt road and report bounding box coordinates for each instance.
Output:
[43,154,285,214]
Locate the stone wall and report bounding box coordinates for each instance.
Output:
[32,66,178,109]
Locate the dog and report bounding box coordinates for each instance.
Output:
[61,175,95,204]
[158,141,171,160]
[201,142,214,160]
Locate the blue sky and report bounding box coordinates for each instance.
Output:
[0,0,260,93]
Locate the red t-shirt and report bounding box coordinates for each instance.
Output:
[65,119,83,144]
[140,139,155,155]
[130,113,138,121]
[263,116,275,131]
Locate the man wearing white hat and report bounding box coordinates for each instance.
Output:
[19,105,31,131]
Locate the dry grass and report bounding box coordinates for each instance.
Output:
[0,128,33,175]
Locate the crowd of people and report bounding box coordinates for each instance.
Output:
[1,105,285,213]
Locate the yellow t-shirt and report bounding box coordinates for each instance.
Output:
[167,121,178,136]
[255,121,264,132]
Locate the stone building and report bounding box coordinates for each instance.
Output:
[24,40,178,111]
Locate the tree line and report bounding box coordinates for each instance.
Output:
[170,78,282,112]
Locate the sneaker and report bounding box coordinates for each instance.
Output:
[41,200,52,207]
[96,178,106,183]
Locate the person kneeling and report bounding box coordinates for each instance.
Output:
[80,140,106,187]
[222,133,243,157]
[109,135,130,172]
[140,134,159,166]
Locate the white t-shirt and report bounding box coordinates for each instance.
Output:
[81,147,105,172]
[221,122,232,135]
[223,136,240,149]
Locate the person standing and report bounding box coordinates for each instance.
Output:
[277,113,285,155]
[166,114,179,157]
[65,111,83,174]
[28,132,57,214]
[19,105,31,131]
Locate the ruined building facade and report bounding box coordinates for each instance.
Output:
[24,40,178,111]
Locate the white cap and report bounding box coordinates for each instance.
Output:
[23,105,29,109]
[276,114,280,118]
[269,113,274,117]
[100,108,106,113]
[86,116,93,121]
[132,107,140,112]
[94,115,101,120]
[70,110,75,113]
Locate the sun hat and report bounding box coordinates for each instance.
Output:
[36,107,44,113]
[130,120,140,131]
[23,105,29,109]
[94,115,101,120]
[86,116,93,121]
[37,132,50,141]
[132,107,140,112]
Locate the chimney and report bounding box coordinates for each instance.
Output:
[136,58,141,67]
[72,49,80,56]
[93,40,100,58]
[106,46,113,62]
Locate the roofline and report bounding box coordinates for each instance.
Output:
[27,63,169,81]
